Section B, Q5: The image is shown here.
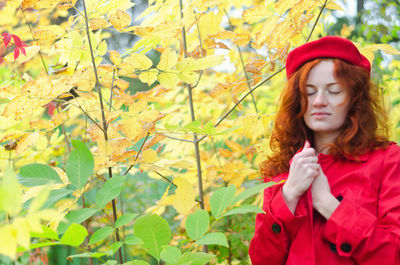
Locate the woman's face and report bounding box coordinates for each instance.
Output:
[303,60,350,139]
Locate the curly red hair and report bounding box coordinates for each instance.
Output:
[261,58,390,178]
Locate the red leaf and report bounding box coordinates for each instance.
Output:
[20,46,26,56]
[11,34,23,47]
[14,47,20,60]
[2,32,11,47]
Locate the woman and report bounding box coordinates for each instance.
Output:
[249,36,400,265]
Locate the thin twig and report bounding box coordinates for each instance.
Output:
[56,104,71,153]
[197,68,284,143]
[163,134,195,143]
[155,172,177,187]
[21,9,48,74]
[307,0,329,42]
[123,132,150,176]
[109,68,116,112]
[224,9,259,114]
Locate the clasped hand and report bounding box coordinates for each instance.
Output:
[282,141,338,218]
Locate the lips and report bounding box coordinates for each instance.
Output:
[312,112,330,116]
[311,112,331,119]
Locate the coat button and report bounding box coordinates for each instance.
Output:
[329,243,337,253]
[271,223,281,234]
[340,243,352,253]
[336,195,343,202]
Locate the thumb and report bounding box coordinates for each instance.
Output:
[304,140,310,149]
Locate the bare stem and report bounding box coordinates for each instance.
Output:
[81,0,122,262]
[81,196,94,265]
[179,0,205,211]
[224,9,258,114]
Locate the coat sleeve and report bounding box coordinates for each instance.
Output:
[249,179,308,265]
[323,145,400,264]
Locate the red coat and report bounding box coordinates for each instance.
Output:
[249,143,400,265]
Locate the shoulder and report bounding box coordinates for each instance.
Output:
[368,142,400,157]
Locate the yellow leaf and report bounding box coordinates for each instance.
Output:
[110,50,122,65]
[171,177,195,215]
[4,46,41,64]
[12,218,31,249]
[0,167,22,217]
[178,70,198,85]
[157,48,178,71]
[326,1,344,11]
[157,72,180,89]
[89,17,110,30]
[225,140,242,153]
[139,69,159,85]
[29,186,51,213]
[142,149,158,163]
[359,44,400,64]
[340,24,354,38]
[109,9,131,30]
[73,67,96,91]
[242,5,273,24]
[190,55,224,71]
[124,53,153,70]
[0,225,17,260]
[16,132,39,155]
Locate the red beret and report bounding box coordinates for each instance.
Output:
[285,36,371,79]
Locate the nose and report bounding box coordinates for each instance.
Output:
[311,90,328,107]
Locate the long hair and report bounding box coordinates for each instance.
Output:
[261,58,390,178]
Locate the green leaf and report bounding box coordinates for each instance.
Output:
[66,140,94,189]
[231,181,281,205]
[108,241,123,254]
[160,246,182,264]
[0,167,22,216]
[65,208,97,224]
[133,214,171,261]
[128,261,150,265]
[89,226,114,245]
[195,232,228,248]
[19,163,62,187]
[31,225,59,240]
[209,185,236,218]
[178,252,215,265]
[60,223,88,246]
[96,175,126,209]
[124,235,144,245]
[185,209,209,240]
[68,252,109,259]
[115,213,138,228]
[17,241,60,252]
[222,204,264,217]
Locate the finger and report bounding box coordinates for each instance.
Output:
[298,147,316,157]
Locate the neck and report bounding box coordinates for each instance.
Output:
[313,132,340,154]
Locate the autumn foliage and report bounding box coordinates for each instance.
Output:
[0,0,399,264]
